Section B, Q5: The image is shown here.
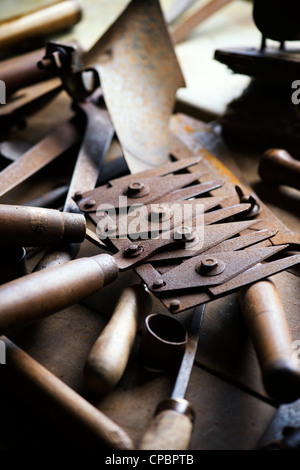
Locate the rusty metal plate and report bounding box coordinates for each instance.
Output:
[147,245,286,293]
[88,0,185,173]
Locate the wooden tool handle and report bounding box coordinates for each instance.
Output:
[1,336,133,449]
[172,0,233,44]
[0,254,118,334]
[84,285,152,393]
[258,149,300,191]
[0,204,86,246]
[138,408,193,450]
[0,0,82,52]
[238,278,300,403]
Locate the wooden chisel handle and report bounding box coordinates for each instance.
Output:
[138,398,194,450]
[0,336,133,449]
[238,278,300,403]
[0,204,86,246]
[84,285,152,393]
[0,254,118,334]
[258,149,300,191]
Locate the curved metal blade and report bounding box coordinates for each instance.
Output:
[86,0,185,173]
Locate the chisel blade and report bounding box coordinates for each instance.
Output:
[171,304,205,399]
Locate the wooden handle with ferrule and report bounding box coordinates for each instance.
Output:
[84,285,152,393]
[0,204,86,246]
[138,407,193,450]
[0,253,118,334]
[238,278,300,403]
[258,149,300,191]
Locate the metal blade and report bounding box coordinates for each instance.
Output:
[148,245,287,293]
[156,251,298,313]
[64,95,114,213]
[151,230,277,274]
[156,179,225,203]
[210,254,300,297]
[0,119,79,200]
[171,304,205,399]
[146,219,259,263]
[79,171,204,212]
[85,0,185,172]
[204,204,254,225]
[113,196,226,240]
[205,229,278,253]
[110,156,202,183]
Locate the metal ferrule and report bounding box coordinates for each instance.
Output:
[155,398,195,424]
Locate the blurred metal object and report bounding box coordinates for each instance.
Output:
[0,0,82,52]
[0,246,27,285]
[257,400,300,450]
[253,0,300,47]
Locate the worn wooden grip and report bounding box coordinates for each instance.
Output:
[1,336,133,449]
[0,254,118,334]
[238,278,300,403]
[258,149,300,190]
[138,409,193,450]
[84,285,152,393]
[0,204,86,246]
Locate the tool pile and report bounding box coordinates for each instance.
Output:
[0,0,299,451]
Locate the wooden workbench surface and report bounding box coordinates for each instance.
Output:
[0,0,299,452]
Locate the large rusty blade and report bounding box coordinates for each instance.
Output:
[88,0,185,173]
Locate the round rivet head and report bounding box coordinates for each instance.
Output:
[169,299,181,311]
[195,257,226,276]
[83,199,96,209]
[73,191,83,201]
[201,258,219,272]
[124,243,143,257]
[151,206,166,218]
[127,182,144,195]
[152,278,165,289]
[174,226,195,241]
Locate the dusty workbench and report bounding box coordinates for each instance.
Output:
[0,0,300,452]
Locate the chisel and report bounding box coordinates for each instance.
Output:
[138,305,205,450]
